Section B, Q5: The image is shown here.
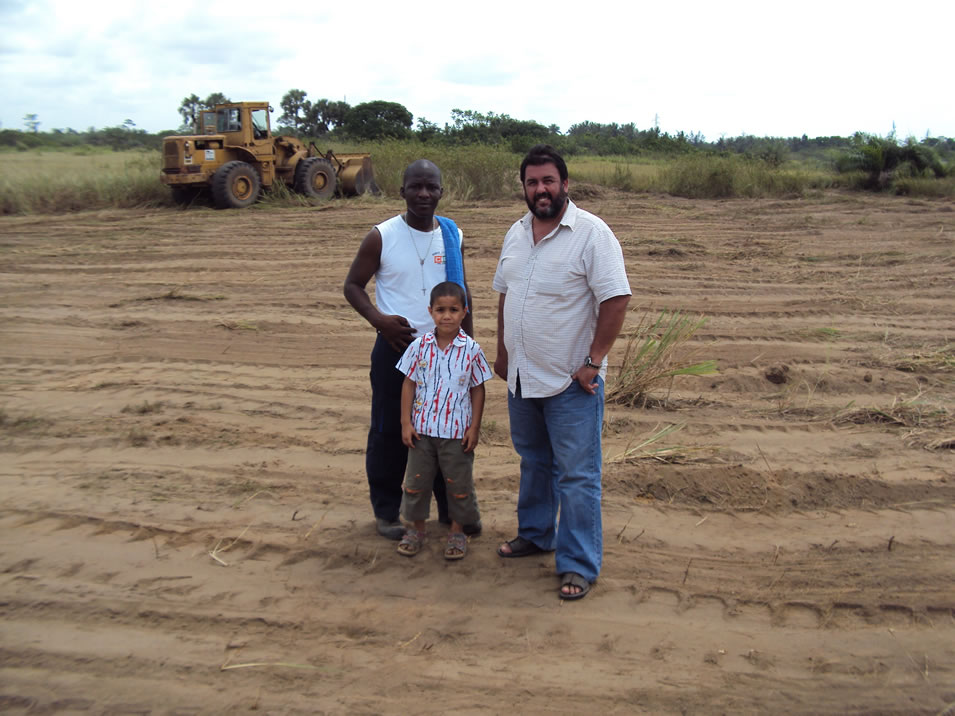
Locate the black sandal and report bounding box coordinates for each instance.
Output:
[559,572,591,600]
[497,536,545,558]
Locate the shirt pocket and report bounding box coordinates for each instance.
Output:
[530,261,586,298]
[446,359,473,395]
[530,273,567,296]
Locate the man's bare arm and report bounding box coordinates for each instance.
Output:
[343,227,414,352]
[493,293,508,380]
[461,256,474,338]
[572,294,631,394]
[588,294,630,362]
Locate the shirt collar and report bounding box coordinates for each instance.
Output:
[423,329,468,347]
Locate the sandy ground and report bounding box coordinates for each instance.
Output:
[0,190,953,715]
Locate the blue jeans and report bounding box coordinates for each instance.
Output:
[508,376,604,582]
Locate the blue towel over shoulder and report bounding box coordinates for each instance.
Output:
[435,216,466,300]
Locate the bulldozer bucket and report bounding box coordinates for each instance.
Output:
[333,154,380,196]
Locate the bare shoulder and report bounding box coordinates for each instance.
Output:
[360,226,382,252]
[345,227,383,287]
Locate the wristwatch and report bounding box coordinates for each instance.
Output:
[584,355,601,369]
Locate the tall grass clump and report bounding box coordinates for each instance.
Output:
[658,154,823,198]
[0,149,168,215]
[892,175,955,197]
[568,156,663,192]
[346,140,521,200]
[608,310,717,408]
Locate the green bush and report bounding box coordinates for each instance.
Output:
[835,134,951,191]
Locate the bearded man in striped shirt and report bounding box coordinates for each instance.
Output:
[493,145,632,600]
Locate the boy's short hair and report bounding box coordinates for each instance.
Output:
[430,281,467,307]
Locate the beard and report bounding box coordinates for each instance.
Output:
[526,186,567,220]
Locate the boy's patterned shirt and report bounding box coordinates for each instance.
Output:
[396,329,493,439]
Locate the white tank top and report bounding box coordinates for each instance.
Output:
[375,215,462,337]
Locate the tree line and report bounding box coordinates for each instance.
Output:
[5,89,953,184]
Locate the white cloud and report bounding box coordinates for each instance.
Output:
[1,0,951,139]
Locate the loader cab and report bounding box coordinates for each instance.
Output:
[218,107,242,133]
[199,104,272,144]
[200,111,218,135]
[250,108,270,140]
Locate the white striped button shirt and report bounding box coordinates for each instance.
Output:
[396,329,493,439]
[492,200,631,398]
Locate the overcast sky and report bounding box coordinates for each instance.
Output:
[2,0,951,141]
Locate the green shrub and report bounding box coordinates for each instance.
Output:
[834,134,951,191]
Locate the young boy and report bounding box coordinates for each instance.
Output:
[395,281,493,560]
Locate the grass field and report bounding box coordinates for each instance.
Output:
[0,149,165,214]
[2,144,952,215]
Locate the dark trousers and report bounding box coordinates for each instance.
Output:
[366,335,448,522]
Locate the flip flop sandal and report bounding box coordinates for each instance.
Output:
[559,572,591,600]
[497,536,545,558]
[397,529,426,557]
[444,532,468,561]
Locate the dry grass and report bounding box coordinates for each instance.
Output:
[607,309,717,408]
[0,149,167,214]
[833,391,953,450]
[479,419,509,445]
[217,319,259,331]
[606,422,721,464]
[887,345,954,373]
[568,158,663,192]
[121,401,164,415]
[0,410,52,434]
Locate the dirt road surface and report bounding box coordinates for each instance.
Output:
[1,191,953,714]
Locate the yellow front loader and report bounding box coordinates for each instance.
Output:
[160,101,378,208]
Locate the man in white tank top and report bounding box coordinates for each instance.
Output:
[344,160,478,540]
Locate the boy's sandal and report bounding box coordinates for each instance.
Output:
[397,529,426,557]
[444,532,468,561]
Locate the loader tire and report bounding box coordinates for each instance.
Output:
[212,161,261,209]
[294,157,337,201]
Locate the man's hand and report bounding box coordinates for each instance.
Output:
[401,422,420,449]
[376,314,415,352]
[493,353,508,381]
[570,364,600,395]
[462,424,480,453]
